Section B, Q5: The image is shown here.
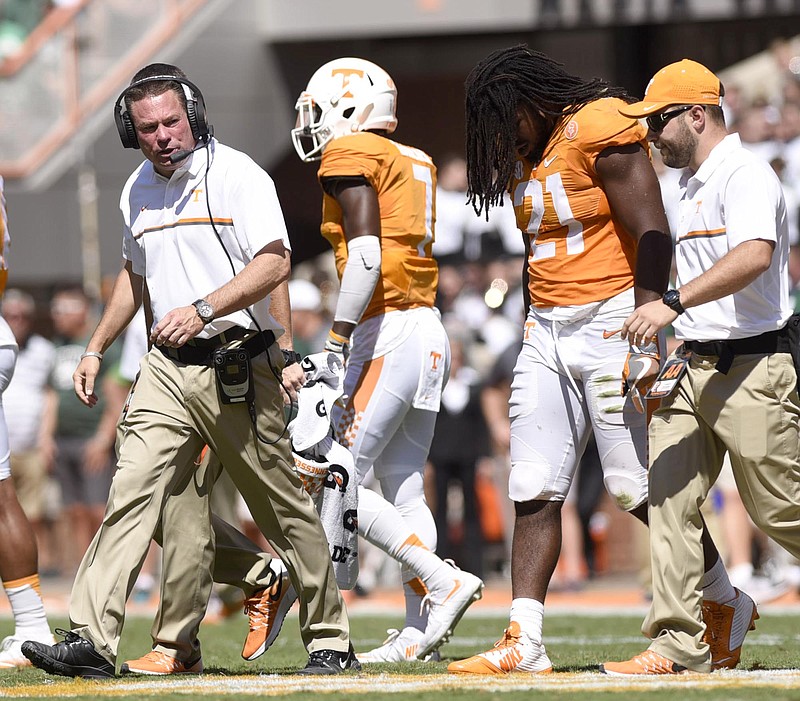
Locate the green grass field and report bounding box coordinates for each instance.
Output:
[1,611,799,700]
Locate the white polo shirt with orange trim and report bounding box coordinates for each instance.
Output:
[672,133,791,341]
[121,138,290,340]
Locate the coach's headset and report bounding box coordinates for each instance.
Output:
[113,74,292,446]
[113,75,211,151]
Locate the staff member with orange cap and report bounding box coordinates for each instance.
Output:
[602,59,799,676]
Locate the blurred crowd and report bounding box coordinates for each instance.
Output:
[0,0,80,60]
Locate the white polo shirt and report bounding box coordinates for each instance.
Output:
[672,133,792,341]
[0,177,15,349]
[5,334,56,452]
[121,139,291,340]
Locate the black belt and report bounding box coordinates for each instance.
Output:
[683,325,790,374]
[156,327,276,367]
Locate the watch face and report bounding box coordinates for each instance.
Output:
[663,290,682,312]
[194,300,213,321]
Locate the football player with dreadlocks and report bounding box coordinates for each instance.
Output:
[448,45,750,676]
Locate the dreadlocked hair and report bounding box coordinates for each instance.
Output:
[465,44,632,216]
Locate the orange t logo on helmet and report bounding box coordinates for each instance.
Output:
[331,67,365,98]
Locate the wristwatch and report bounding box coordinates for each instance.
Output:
[192,298,215,324]
[281,349,302,366]
[662,289,686,315]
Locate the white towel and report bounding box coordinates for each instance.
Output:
[290,352,358,590]
[292,437,358,590]
[317,439,359,590]
[289,352,346,452]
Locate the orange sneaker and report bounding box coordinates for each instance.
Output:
[447,622,553,675]
[702,588,758,670]
[120,651,203,675]
[241,570,297,661]
[601,650,688,676]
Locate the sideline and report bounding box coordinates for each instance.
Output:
[3,670,800,698]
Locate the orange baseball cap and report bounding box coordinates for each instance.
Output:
[619,59,724,118]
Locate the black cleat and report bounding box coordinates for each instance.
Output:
[21,628,115,679]
[297,646,361,675]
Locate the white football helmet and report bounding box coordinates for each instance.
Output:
[291,57,398,162]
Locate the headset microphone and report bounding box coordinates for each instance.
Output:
[168,127,214,164]
[168,142,204,164]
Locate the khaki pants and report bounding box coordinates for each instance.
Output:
[150,451,277,661]
[70,345,349,664]
[645,351,800,671]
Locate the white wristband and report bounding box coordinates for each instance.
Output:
[80,351,104,362]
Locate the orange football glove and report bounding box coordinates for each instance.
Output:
[622,339,660,414]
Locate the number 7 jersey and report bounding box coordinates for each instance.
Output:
[318,131,438,321]
[510,98,648,308]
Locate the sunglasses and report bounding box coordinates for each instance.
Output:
[646,105,692,132]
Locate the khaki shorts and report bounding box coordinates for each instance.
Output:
[10,449,48,520]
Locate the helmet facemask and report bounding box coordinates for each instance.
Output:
[292,94,329,163]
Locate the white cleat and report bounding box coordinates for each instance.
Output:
[358,627,441,663]
[416,561,484,659]
[0,634,55,670]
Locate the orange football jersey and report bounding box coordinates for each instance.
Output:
[318,131,438,321]
[509,98,648,307]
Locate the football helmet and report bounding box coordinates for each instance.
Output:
[291,57,398,162]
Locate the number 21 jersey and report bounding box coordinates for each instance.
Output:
[510,98,648,308]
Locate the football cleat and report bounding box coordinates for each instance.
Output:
[447,622,553,675]
[297,646,361,675]
[21,628,115,678]
[241,570,298,661]
[358,627,441,663]
[120,650,203,675]
[701,587,758,670]
[416,561,484,659]
[601,650,688,675]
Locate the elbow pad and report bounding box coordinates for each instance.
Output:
[334,235,381,325]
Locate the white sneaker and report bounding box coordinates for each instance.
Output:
[358,627,441,663]
[0,634,55,669]
[417,561,484,659]
[447,622,553,675]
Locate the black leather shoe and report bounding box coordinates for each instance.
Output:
[21,628,115,678]
[297,646,361,675]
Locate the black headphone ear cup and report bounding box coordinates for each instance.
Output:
[188,93,209,141]
[114,97,139,149]
[121,113,139,149]
[185,96,200,141]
